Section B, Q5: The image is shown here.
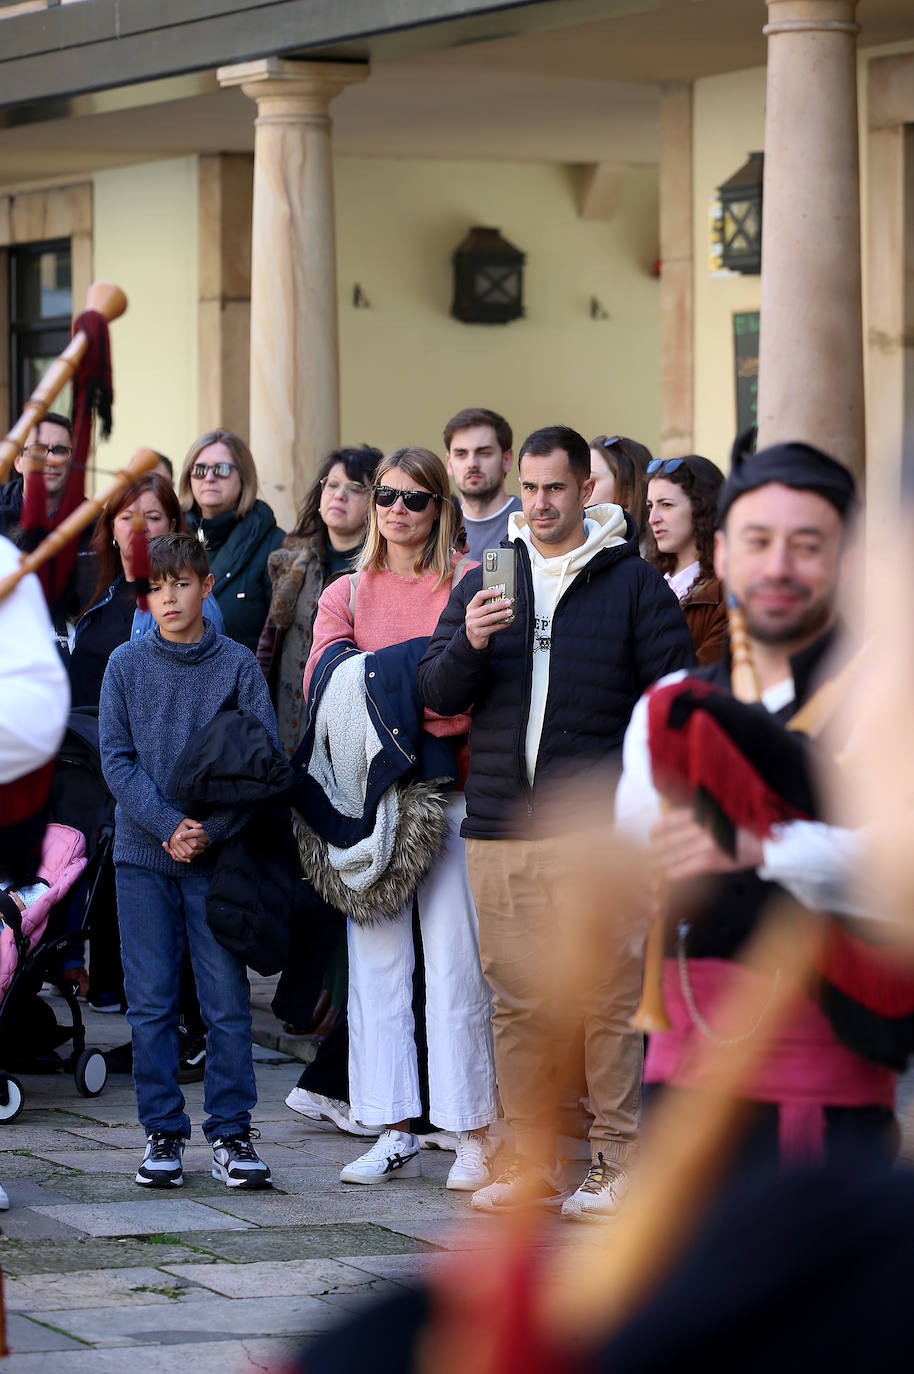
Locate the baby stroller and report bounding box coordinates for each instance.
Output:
[0,710,116,1121]
[0,823,110,1120]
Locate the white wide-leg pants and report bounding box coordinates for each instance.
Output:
[347,793,496,1132]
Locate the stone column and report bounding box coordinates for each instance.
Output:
[198,153,253,441]
[659,82,694,457]
[758,1,864,477]
[217,59,368,529]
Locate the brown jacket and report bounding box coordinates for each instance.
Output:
[681,575,727,665]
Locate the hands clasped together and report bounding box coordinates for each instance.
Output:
[163,818,209,864]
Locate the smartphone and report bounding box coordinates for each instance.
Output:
[482,548,516,623]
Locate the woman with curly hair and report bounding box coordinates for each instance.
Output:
[644,454,726,665]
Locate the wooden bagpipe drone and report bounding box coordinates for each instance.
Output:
[0,281,159,883]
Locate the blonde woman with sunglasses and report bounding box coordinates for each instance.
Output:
[302,447,497,1194]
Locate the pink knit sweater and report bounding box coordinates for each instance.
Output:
[304,560,474,738]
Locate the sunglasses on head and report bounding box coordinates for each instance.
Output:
[646,458,685,476]
[191,461,236,480]
[594,435,622,450]
[373,485,442,513]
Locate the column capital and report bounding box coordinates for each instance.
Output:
[763,0,859,39]
[217,57,369,114]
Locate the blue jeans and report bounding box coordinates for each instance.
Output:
[115,863,256,1141]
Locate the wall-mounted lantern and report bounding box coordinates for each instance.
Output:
[716,151,764,275]
[452,226,525,324]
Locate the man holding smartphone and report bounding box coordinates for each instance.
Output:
[418,424,695,1219]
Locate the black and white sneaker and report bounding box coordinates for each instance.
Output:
[136,1132,185,1188]
[339,1129,421,1185]
[176,1028,206,1084]
[211,1129,272,1189]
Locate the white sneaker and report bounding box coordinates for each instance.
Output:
[0,1181,9,1210]
[339,1129,421,1185]
[417,1128,459,1152]
[285,1088,374,1137]
[446,1129,495,1191]
[561,1153,629,1223]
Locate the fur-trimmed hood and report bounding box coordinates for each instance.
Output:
[291,638,458,924]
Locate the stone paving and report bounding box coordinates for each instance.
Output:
[0,986,597,1372]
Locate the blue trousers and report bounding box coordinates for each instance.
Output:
[115,863,256,1141]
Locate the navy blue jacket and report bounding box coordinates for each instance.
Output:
[417,519,695,838]
[291,636,458,849]
[187,500,284,654]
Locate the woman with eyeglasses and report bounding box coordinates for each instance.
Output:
[588,435,652,545]
[257,446,382,760]
[301,447,496,1193]
[178,430,285,653]
[645,453,727,665]
[71,474,224,711]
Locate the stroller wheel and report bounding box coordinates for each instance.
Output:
[75,1049,107,1098]
[0,1076,24,1123]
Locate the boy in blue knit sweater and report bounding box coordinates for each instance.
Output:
[100,533,279,1190]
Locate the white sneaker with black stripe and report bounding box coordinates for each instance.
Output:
[339,1129,420,1185]
[136,1132,186,1188]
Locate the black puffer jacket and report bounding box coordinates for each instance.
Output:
[417,516,695,838]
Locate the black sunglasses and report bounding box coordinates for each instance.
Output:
[373,485,442,513]
[646,458,685,476]
[191,461,237,480]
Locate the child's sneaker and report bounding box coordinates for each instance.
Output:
[339,1129,420,1184]
[211,1130,272,1189]
[136,1132,185,1188]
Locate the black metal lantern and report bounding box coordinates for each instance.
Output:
[717,152,764,275]
[452,226,525,324]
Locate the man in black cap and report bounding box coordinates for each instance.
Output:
[616,439,906,1162]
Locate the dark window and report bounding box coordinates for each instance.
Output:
[9,239,72,419]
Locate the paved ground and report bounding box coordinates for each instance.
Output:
[0,982,596,1372]
[6,980,912,1371]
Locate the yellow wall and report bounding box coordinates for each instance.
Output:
[692,66,766,471]
[92,157,198,473]
[335,157,661,470]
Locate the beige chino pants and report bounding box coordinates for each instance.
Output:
[467,834,643,1169]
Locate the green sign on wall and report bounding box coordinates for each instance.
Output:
[733,310,760,433]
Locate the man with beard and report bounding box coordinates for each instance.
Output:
[616,441,902,1161]
[444,407,520,563]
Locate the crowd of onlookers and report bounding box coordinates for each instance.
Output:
[0,404,730,1210]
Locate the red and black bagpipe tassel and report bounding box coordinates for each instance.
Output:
[128,506,151,611]
[21,307,114,607]
[646,675,914,1068]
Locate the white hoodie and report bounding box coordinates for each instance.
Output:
[508,502,628,784]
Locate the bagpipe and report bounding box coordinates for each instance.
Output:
[0,282,158,885]
[632,597,914,1071]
